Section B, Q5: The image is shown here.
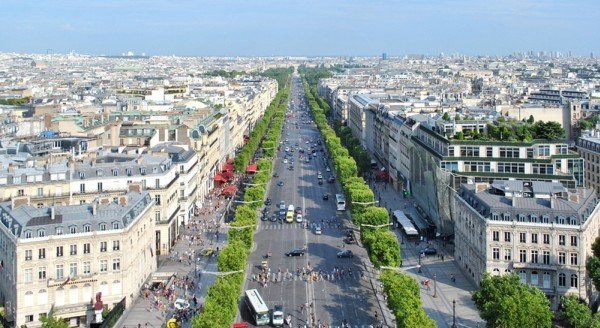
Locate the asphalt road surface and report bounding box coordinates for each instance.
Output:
[238,75,380,327]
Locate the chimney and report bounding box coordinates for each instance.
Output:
[550,196,555,209]
[119,196,128,206]
[50,207,56,220]
[128,183,142,193]
[7,163,14,173]
[100,197,111,205]
[11,196,30,209]
[90,157,96,166]
[136,156,143,165]
[92,202,98,215]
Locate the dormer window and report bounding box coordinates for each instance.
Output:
[37,229,45,237]
[69,226,77,234]
[152,167,158,173]
[567,217,577,225]
[55,227,63,235]
[517,214,526,222]
[541,215,550,224]
[112,222,119,229]
[557,216,565,225]
[97,169,103,177]
[99,223,107,231]
[126,168,132,176]
[83,224,91,233]
[502,213,511,221]
[112,169,118,176]
[491,213,499,221]
[140,167,146,175]
[529,214,538,223]
[24,230,33,239]
[79,172,85,179]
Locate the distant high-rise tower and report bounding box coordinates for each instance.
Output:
[382,53,387,60]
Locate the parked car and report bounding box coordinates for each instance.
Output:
[273,173,279,178]
[285,249,305,257]
[315,226,322,235]
[420,247,437,255]
[269,213,278,222]
[337,250,354,258]
[261,213,269,221]
[262,207,269,215]
[328,176,335,183]
[295,207,303,215]
[295,214,303,223]
[322,193,329,200]
[277,181,284,186]
[265,198,272,206]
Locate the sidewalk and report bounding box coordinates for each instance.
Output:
[369,179,485,328]
[118,186,235,328]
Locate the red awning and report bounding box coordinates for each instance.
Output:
[222,171,234,180]
[223,163,234,172]
[213,174,226,183]
[232,323,247,328]
[246,164,258,173]
[221,185,238,196]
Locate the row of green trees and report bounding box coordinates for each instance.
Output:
[191,74,291,328]
[381,270,436,327]
[234,68,292,173]
[451,120,565,142]
[0,96,30,106]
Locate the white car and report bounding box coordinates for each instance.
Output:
[283,159,288,164]
[285,147,290,152]
[295,214,303,223]
[317,174,323,179]
[326,167,331,172]
[315,226,322,235]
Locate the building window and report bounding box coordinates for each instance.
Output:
[155,179,160,189]
[503,213,511,221]
[25,249,32,261]
[557,216,565,225]
[486,147,493,157]
[37,187,43,197]
[543,234,550,245]
[491,213,499,221]
[83,243,90,254]
[531,250,539,263]
[571,253,578,266]
[113,241,120,251]
[69,263,77,277]
[493,248,500,260]
[83,262,91,275]
[38,267,46,280]
[531,271,539,285]
[17,189,24,196]
[100,260,108,272]
[80,183,85,193]
[69,226,77,234]
[541,215,550,223]
[517,214,526,222]
[154,195,161,205]
[25,315,34,323]
[83,225,91,232]
[559,252,566,265]
[519,250,527,263]
[98,182,103,192]
[559,235,566,246]
[519,270,527,283]
[24,269,33,282]
[499,147,520,158]
[504,249,512,261]
[112,222,119,230]
[38,248,45,260]
[571,236,578,246]
[56,264,64,279]
[571,274,578,288]
[38,229,45,237]
[529,214,538,223]
[112,259,121,271]
[492,231,499,241]
[100,242,107,252]
[538,145,550,157]
[519,233,526,243]
[69,245,77,256]
[55,227,63,235]
[56,246,63,257]
[559,273,566,287]
[155,211,161,222]
[99,223,107,231]
[543,251,550,265]
[504,232,511,242]
[112,169,118,176]
[24,230,33,238]
[531,233,538,244]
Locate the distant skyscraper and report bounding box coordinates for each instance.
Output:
[382,53,387,60]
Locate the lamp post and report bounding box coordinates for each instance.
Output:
[452,299,457,328]
[433,273,437,298]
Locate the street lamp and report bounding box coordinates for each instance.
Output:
[452,299,457,328]
[433,273,437,298]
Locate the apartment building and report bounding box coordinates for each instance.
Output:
[454,180,600,307]
[0,191,156,327]
[578,128,600,195]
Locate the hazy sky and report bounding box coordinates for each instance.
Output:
[0,0,598,57]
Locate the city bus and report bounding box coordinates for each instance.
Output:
[335,194,346,211]
[244,289,270,326]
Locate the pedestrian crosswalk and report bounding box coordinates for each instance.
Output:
[260,223,306,230]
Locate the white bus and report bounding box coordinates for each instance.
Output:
[245,289,270,326]
[335,194,346,211]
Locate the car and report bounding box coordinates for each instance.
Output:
[288,165,294,170]
[272,305,284,326]
[261,213,269,221]
[279,201,285,207]
[328,176,335,183]
[326,167,331,172]
[262,207,269,214]
[421,247,437,255]
[305,141,309,144]
[314,226,322,235]
[318,180,323,185]
[337,250,354,258]
[273,173,279,178]
[285,147,290,152]
[295,214,303,223]
[269,213,278,222]
[322,193,329,200]
[277,181,284,186]
[296,207,303,215]
[283,159,288,164]
[317,174,323,179]
[285,249,305,257]
[265,198,272,205]
[344,236,357,244]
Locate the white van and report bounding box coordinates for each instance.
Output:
[287,205,295,213]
